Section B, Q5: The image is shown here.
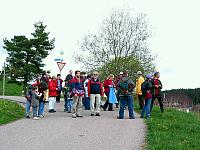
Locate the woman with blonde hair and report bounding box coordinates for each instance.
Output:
[102,74,115,111]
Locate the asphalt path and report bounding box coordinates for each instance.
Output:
[0,96,146,150]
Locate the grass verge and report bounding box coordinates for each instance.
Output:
[0,80,23,96]
[0,99,25,125]
[134,99,200,150]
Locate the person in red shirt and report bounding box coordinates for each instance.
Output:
[150,72,164,112]
[140,74,153,119]
[48,75,58,113]
[102,74,115,111]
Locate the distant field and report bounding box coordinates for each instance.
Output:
[0,80,23,96]
[0,99,25,125]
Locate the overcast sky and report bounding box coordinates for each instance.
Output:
[0,0,200,90]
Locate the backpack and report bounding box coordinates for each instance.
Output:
[25,90,32,101]
[120,79,130,93]
[39,81,48,91]
[141,81,147,97]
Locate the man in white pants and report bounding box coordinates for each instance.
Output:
[88,71,103,116]
[48,75,58,113]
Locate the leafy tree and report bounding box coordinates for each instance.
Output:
[3,21,55,92]
[97,56,145,81]
[74,9,155,76]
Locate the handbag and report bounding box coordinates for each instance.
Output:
[109,87,118,104]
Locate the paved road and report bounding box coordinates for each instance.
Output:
[0,96,146,150]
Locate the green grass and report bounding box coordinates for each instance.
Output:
[0,80,23,96]
[134,99,200,150]
[0,99,25,125]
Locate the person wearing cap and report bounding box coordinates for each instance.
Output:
[117,70,135,119]
[103,74,115,111]
[140,74,153,119]
[136,71,145,109]
[70,70,85,118]
[150,72,164,112]
[88,71,103,116]
[48,75,58,113]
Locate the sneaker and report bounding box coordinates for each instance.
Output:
[33,117,39,120]
[49,109,54,113]
[68,111,72,113]
[72,114,76,118]
[52,109,56,112]
[108,110,114,111]
[26,116,30,119]
[38,115,44,118]
[91,113,95,116]
[117,116,123,119]
[96,113,100,116]
[129,117,135,119]
[76,114,83,117]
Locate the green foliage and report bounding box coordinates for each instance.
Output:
[0,99,25,125]
[3,21,55,92]
[164,88,200,105]
[98,56,150,81]
[0,80,23,96]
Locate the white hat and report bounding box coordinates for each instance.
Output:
[119,72,123,75]
[137,71,142,75]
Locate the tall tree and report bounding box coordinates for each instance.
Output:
[74,9,155,76]
[3,21,55,92]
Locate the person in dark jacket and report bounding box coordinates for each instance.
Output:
[70,70,85,118]
[150,72,164,112]
[31,86,40,120]
[117,70,135,119]
[65,70,73,83]
[38,77,48,117]
[88,71,103,116]
[141,74,153,119]
[56,74,63,103]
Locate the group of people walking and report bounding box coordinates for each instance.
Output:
[25,69,163,120]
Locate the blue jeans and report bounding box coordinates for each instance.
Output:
[84,97,90,110]
[38,102,45,116]
[119,96,135,119]
[25,100,31,116]
[32,106,38,117]
[141,98,152,118]
[64,96,73,112]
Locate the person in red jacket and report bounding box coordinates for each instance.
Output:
[70,70,85,118]
[48,75,58,113]
[88,71,103,116]
[102,74,115,111]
